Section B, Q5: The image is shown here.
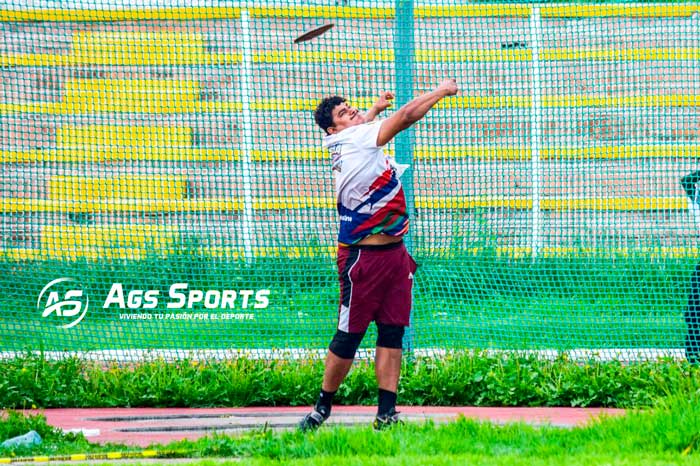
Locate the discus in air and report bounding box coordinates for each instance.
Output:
[294,23,334,44]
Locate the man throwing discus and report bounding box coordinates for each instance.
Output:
[299,79,459,431]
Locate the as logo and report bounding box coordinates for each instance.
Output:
[37,278,89,329]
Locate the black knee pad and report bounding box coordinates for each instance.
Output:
[376,323,405,349]
[329,330,365,359]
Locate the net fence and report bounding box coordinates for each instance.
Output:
[1,1,699,360]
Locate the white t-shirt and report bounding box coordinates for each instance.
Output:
[322,120,409,245]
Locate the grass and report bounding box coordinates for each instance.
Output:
[2,388,700,465]
[184,390,700,461]
[0,410,127,459]
[0,251,693,352]
[0,352,697,409]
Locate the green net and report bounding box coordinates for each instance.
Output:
[1,1,699,361]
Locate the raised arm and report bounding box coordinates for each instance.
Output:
[681,170,700,199]
[376,79,458,147]
[364,91,395,122]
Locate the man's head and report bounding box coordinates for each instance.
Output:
[314,96,366,135]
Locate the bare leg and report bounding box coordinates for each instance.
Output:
[375,347,402,392]
[321,351,354,392]
[299,350,354,431]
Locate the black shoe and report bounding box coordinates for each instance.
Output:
[298,406,329,432]
[372,409,403,430]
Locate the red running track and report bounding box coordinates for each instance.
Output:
[13,406,627,448]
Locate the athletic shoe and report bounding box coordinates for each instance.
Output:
[298,406,330,432]
[372,409,403,430]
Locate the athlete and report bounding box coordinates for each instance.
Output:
[299,79,459,431]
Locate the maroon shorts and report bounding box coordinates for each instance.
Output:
[336,240,417,333]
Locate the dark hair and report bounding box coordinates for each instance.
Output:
[314,96,346,133]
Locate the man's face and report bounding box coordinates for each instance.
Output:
[327,101,366,134]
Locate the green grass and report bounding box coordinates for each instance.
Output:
[184,389,700,463]
[1,352,696,409]
[12,456,699,466]
[0,252,693,351]
[2,388,700,465]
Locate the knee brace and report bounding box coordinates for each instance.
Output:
[329,330,365,359]
[376,323,405,349]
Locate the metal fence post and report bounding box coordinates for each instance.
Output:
[395,0,415,354]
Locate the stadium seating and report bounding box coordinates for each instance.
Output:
[0,6,698,259]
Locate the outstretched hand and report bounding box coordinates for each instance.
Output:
[365,91,395,121]
[374,91,395,111]
[438,79,459,96]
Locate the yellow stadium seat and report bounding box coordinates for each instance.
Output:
[48,175,189,201]
[63,79,201,113]
[72,31,209,65]
[56,125,192,149]
[42,225,181,260]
